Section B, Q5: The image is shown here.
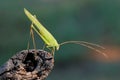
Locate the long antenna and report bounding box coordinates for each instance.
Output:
[60,41,105,49]
[60,41,108,58]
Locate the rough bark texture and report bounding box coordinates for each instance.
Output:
[0,49,54,80]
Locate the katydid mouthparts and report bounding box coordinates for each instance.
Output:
[24,8,108,58]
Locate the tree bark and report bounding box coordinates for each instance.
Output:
[0,49,54,80]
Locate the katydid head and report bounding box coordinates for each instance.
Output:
[56,44,59,50]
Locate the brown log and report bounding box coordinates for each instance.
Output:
[0,49,54,80]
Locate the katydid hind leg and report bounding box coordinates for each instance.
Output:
[26,23,37,50]
[27,27,31,50]
[31,24,37,50]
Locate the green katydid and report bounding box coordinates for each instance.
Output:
[24,8,108,58]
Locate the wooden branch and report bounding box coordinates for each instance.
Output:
[0,49,54,80]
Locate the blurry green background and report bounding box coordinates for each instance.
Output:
[0,0,120,80]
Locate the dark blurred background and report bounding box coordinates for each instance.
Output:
[0,0,120,80]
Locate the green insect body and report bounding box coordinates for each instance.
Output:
[24,8,59,51]
[24,8,108,58]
